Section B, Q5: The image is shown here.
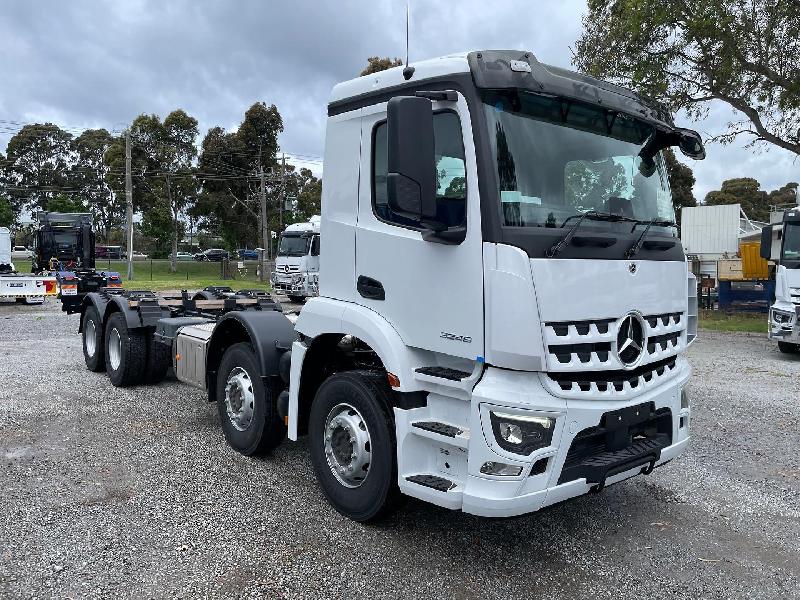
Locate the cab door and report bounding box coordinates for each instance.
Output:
[354,94,484,360]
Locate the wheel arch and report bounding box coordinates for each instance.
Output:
[205,311,295,403]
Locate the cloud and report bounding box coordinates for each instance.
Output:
[1,0,796,198]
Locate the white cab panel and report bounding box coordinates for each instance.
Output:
[530,258,688,322]
[318,110,362,303]
[483,243,547,371]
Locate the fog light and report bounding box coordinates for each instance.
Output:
[680,388,690,409]
[480,461,523,477]
[772,310,793,325]
[489,411,555,455]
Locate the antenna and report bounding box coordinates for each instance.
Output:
[402,1,415,80]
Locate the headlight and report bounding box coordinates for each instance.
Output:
[772,310,793,325]
[489,411,555,455]
[291,274,304,284]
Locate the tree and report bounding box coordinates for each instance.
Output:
[72,129,121,241]
[196,103,284,250]
[47,194,87,213]
[573,1,800,156]
[4,123,75,212]
[285,166,322,222]
[769,182,799,206]
[663,148,697,221]
[705,177,770,221]
[360,56,403,76]
[0,196,12,228]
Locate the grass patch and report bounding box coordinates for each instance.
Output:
[97,259,271,293]
[698,309,766,333]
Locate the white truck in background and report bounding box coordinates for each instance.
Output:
[271,215,321,303]
[74,50,704,522]
[0,227,57,304]
[760,194,800,354]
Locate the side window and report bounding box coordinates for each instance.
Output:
[310,234,320,256]
[373,111,466,229]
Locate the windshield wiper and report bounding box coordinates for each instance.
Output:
[546,211,637,258]
[625,218,677,258]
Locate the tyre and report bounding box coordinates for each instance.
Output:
[144,330,171,383]
[82,305,106,372]
[104,312,147,386]
[308,370,402,522]
[778,341,800,354]
[216,342,286,455]
[288,295,306,304]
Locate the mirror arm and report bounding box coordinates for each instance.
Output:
[422,225,467,245]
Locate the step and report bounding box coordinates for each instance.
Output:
[414,366,471,381]
[412,421,463,438]
[405,474,457,492]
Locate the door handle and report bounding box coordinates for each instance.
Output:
[357,275,385,301]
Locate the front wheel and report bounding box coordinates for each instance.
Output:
[309,370,402,522]
[778,341,800,354]
[216,343,285,455]
[287,295,306,304]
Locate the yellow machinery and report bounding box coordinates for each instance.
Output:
[740,241,770,279]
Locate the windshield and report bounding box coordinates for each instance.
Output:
[783,223,800,261]
[278,234,310,257]
[53,232,77,246]
[482,90,675,229]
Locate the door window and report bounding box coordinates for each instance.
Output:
[372,111,466,229]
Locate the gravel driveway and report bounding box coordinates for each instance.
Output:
[1,299,798,599]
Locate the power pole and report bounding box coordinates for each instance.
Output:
[280,153,285,234]
[258,148,268,280]
[125,130,134,280]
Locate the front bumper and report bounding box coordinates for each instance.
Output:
[270,272,318,297]
[395,358,691,517]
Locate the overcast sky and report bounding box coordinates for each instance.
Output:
[1,0,797,202]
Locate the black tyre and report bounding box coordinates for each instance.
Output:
[288,295,306,304]
[82,305,105,372]
[309,370,402,522]
[144,330,171,384]
[778,341,800,354]
[104,312,147,387]
[216,343,285,455]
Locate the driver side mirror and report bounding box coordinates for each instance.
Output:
[760,225,773,260]
[386,96,437,222]
[676,128,705,160]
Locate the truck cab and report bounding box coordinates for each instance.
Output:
[761,205,800,353]
[271,215,321,302]
[290,50,703,518]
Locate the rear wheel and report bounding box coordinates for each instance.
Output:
[778,341,800,354]
[216,343,285,455]
[82,306,105,372]
[309,370,402,522]
[104,312,147,386]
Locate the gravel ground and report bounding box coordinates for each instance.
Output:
[0,298,798,599]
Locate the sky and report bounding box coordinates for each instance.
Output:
[0,0,797,204]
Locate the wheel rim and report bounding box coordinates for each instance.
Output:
[85,318,96,357]
[323,403,372,488]
[224,367,256,431]
[108,328,121,370]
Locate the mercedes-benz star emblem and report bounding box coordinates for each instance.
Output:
[616,312,646,368]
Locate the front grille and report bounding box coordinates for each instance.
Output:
[544,356,678,397]
[544,311,685,372]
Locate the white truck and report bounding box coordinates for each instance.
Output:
[0,227,57,304]
[760,199,800,353]
[75,50,703,522]
[271,215,321,303]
